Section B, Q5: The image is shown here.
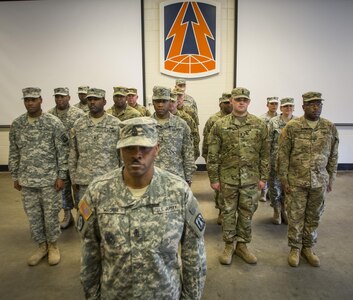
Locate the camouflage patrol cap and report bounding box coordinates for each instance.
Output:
[175,78,186,85]
[126,88,137,95]
[86,88,105,98]
[173,87,184,95]
[170,91,177,102]
[117,117,158,149]
[113,86,127,96]
[267,97,279,103]
[53,87,69,96]
[220,92,231,103]
[231,87,250,100]
[22,87,41,99]
[78,86,89,94]
[302,91,324,102]
[280,97,295,106]
[152,86,171,101]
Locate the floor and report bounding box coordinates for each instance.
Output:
[1,171,353,300]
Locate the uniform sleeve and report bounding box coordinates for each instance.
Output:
[277,123,292,186]
[8,124,20,181]
[54,121,69,179]
[206,121,221,184]
[181,188,206,300]
[68,127,78,184]
[259,121,270,182]
[77,187,102,300]
[182,125,197,182]
[201,119,212,161]
[327,124,339,184]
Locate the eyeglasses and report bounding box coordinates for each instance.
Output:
[304,102,322,108]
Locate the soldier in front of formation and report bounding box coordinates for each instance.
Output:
[106,86,141,121]
[69,88,121,202]
[278,91,339,268]
[77,117,206,299]
[48,87,85,229]
[202,92,233,225]
[207,87,269,266]
[9,87,69,266]
[268,97,296,225]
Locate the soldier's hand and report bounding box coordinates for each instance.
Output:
[55,179,65,191]
[211,182,221,191]
[327,183,333,193]
[14,180,22,191]
[258,180,266,190]
[283,183,291,194]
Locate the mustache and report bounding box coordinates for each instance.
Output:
[131,159,142,164]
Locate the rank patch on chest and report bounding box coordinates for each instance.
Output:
[79,199,92,221]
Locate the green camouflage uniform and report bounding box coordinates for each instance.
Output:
[9,112,69,243]
[178,104,199,125]
[260,111,278,125]
[107,105,142,121]
[153,113,196,183]
[278,116,339,249]
[207,113,269,243]
[173,109,200,160]
[268,114,296,208]
[48,105,85,208]
[74,102,89,113]
[185,93,198,114]
[68,113,121,199]
[131,103,151,117]
[78,167,206,300]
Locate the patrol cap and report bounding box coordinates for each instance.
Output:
[53,87,69,96]
[117,117,158,149]
[231,87,250,100]
[152,86,171,101]
[113,86,127,97]
[280,97,295,106]
[22,87,41,99]
[220,92,231,103]
[173,87,184,95]
[267,97,279,104]
[302,91,324,102]
[126,88,137,95]
[170,91,177,102]
[175,78,186,85]
[86,88,105,98]
[78,86,89,94]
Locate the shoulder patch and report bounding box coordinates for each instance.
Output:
[79,199,92,221]
[194,213,206,232]
[77,214,84,231]
[186,200,206,238]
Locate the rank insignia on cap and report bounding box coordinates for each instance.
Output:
[79,199,92,221]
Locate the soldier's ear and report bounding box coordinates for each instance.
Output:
[154,144,160,157]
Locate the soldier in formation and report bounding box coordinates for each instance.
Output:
[126,87,151,116]
[74,86,90,113]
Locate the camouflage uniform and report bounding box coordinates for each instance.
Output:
[278,116,339,249]
[68,113,121,200]
[106,105,142,121]
[153,113,196,183]
[185,93,198,114]
[131,103,151,117]
[268,114,296,209]
[260,111,278,125]
[48,104,84,209]
[173,109,200,160]
[207,113,269,243]
[9,112,69,243]
[74,102,89,113]
[178,104,199,126]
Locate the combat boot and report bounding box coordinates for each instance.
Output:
[272,206,281,225]
[48,242,61,266]
[288,247,300,267]
[27,242,48,266]
[301,247,320,267]
[281,205,288,225]
[219,242,235,265]
[60,209,73,229]
[217,210,223,226]
[235,242,257,264]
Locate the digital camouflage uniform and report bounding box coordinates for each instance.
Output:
[207,113,269,243]
[48,104,85,209]
[268,114,296,209]
[78,166,206,300]
[69,113,121,200]
[106,104,142,121]
[9,112,69,243]
[172,109,200,160]
[74,102,89,113]
[153,113,196,183]
[278,116,339,249]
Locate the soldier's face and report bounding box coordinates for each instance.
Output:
[169,100,178,112]
[55,95,70,110]
[113,95,127,108]
[232,97,250,114]
[78,93,87,104]
[87,97,106,115]
[153,99,170,118]
[280,104,294,117]
[127,94,138,106]
[267,102,278,113]
[24,97,42,115]
[220,101,232,114]
[121,145,159,178]
[303,100,322,121]
[176,94,184,108]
